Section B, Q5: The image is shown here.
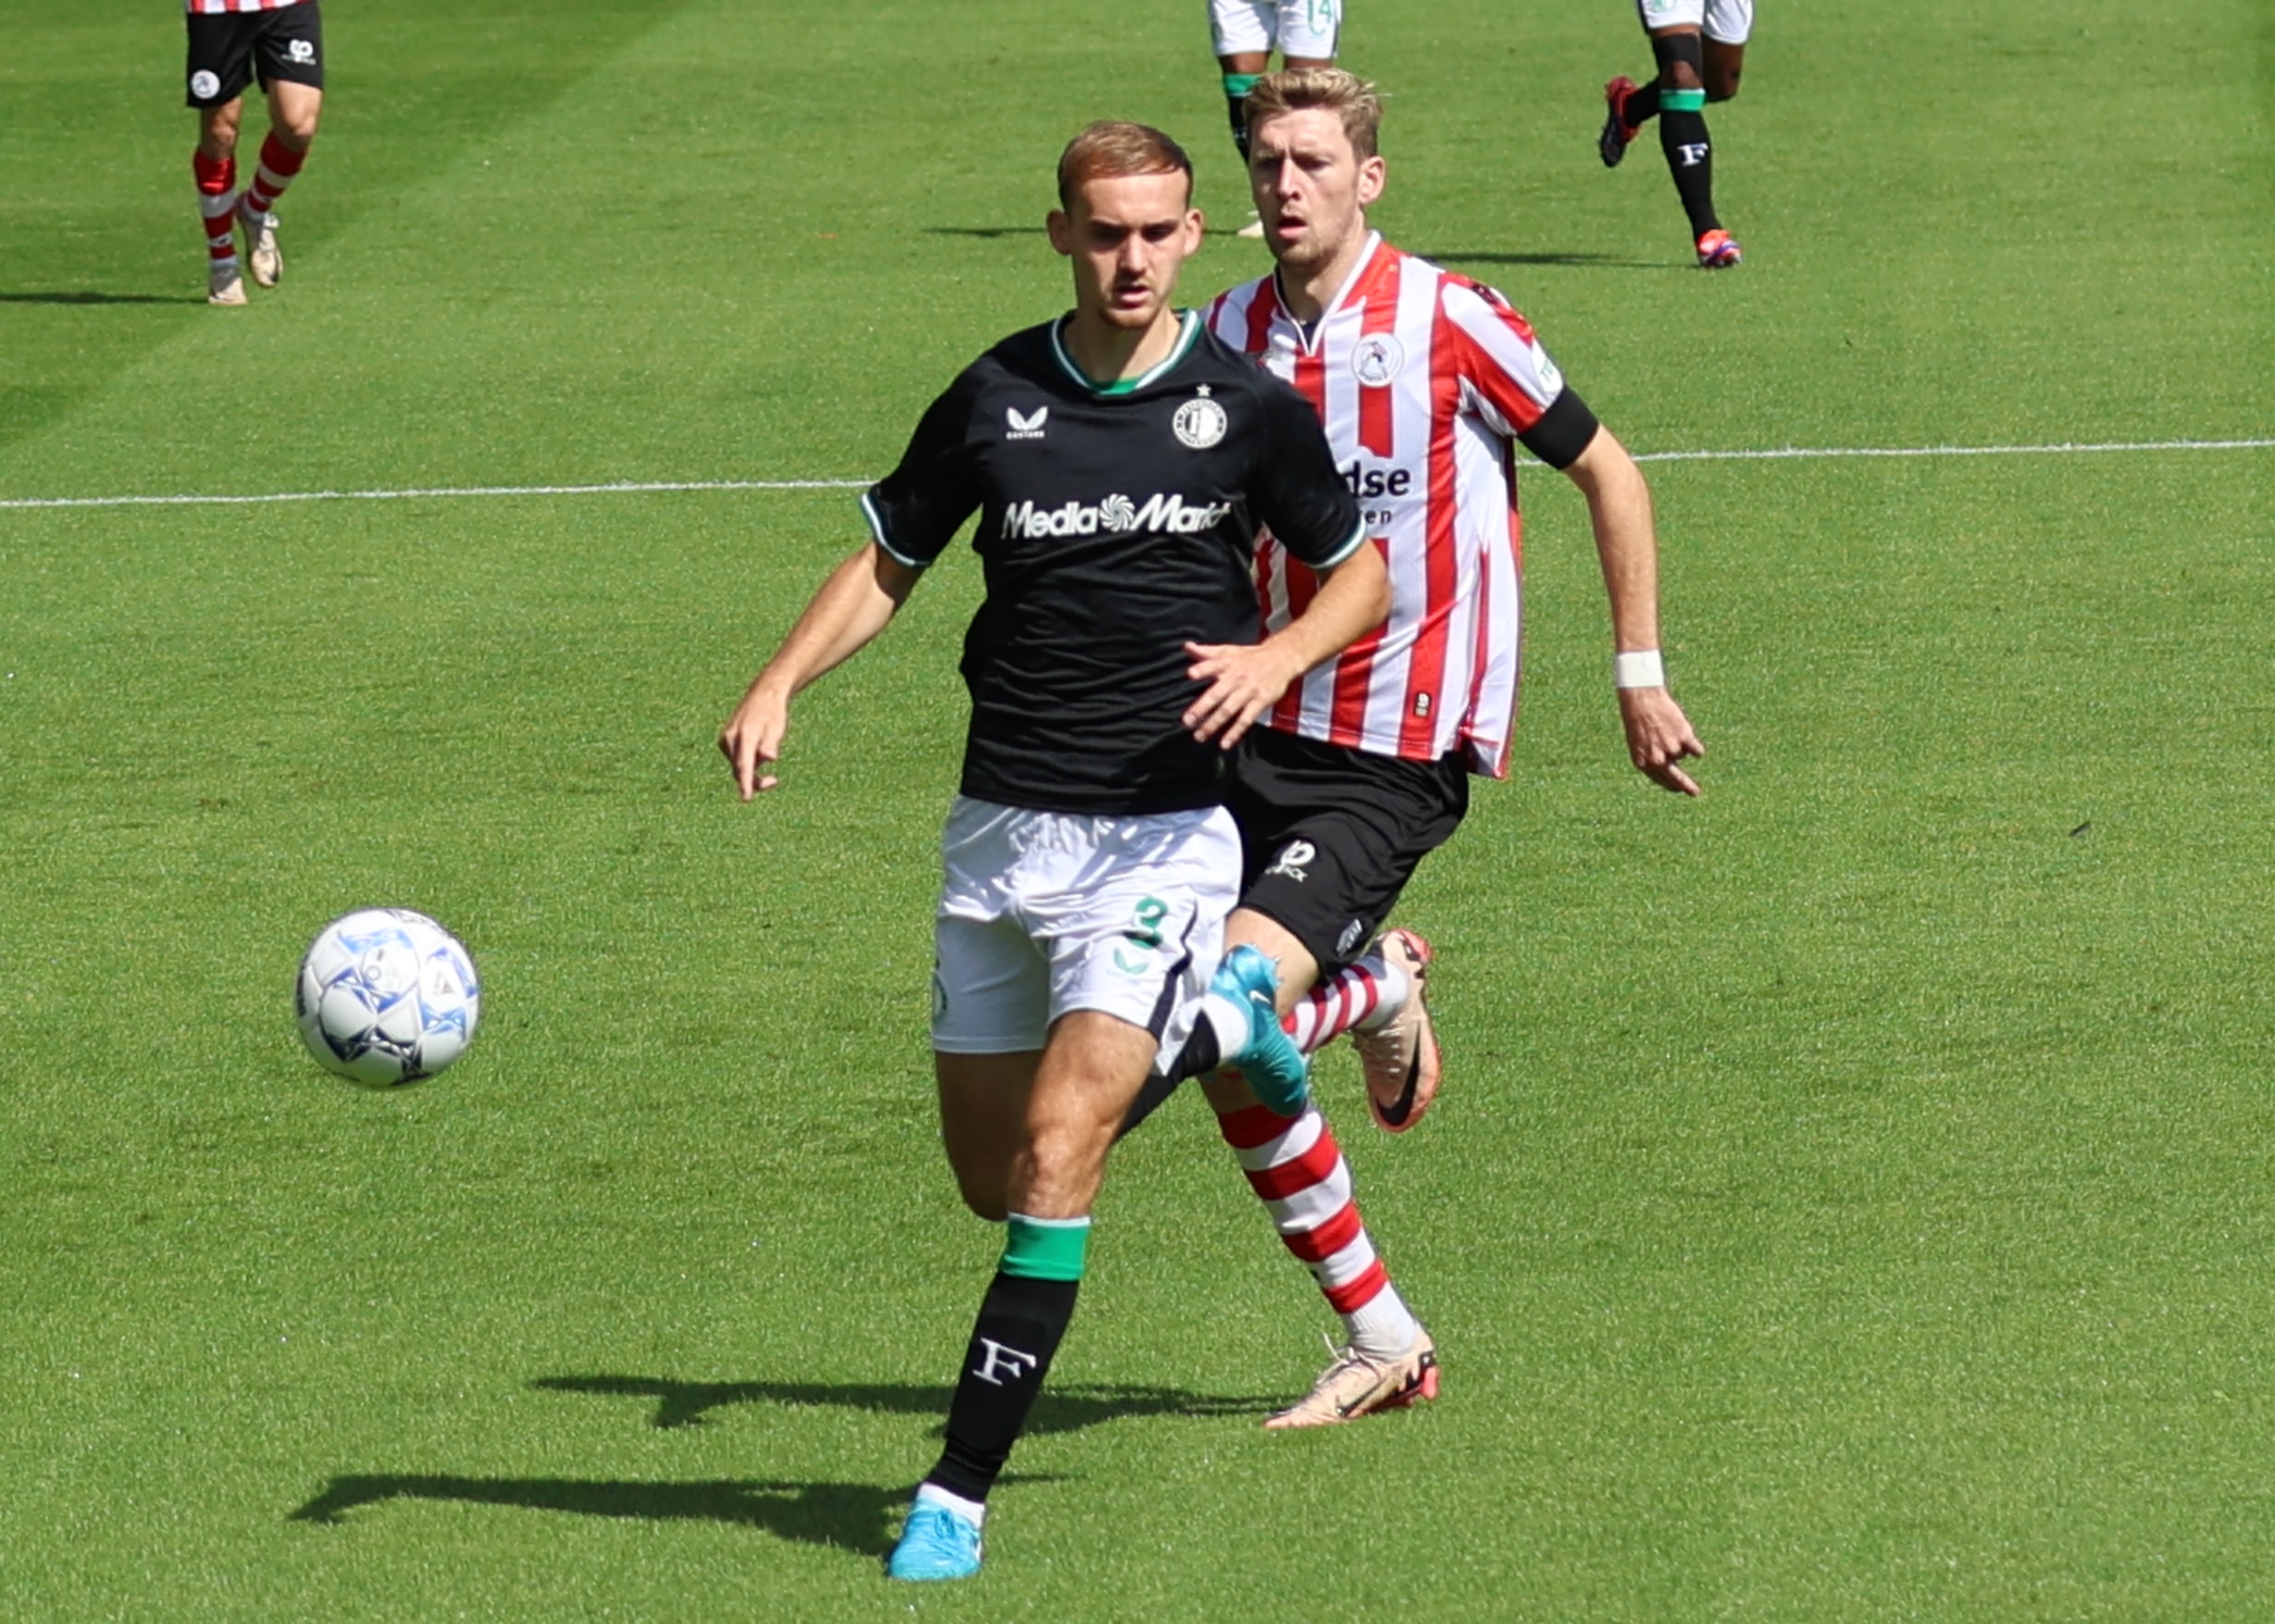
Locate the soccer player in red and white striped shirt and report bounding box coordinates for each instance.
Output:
[1135,66,1704,1428]
[185,0,326,305]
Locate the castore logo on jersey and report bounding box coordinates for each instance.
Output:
[1005,405,1049,440]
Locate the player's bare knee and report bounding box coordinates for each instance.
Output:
[198,107,242,159]
[1649,29,1708,91]
[1705,65,1741,101]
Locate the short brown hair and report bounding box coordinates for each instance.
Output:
[1244,67,1385,162]
[1056,120,1195,211]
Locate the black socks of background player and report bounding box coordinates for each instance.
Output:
[1640,33,1719,238]
[1224,71,1261,161]
[1657,90,1720,237]
[921,1216,1087,1508]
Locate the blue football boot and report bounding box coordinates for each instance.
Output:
[887,1500,983,1582]
[1213,944,1310,1117]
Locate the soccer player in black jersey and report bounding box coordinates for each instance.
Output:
[719,122,1388,1583]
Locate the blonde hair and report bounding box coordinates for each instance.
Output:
[1056,121,1195,210]
[1245,67,1385,161]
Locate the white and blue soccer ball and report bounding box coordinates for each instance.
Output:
[295,907,481,1086]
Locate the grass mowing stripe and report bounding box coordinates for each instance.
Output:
[4,437,2267,510]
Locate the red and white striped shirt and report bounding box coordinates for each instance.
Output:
[1207,234,1569,779]
[186,0,304,14]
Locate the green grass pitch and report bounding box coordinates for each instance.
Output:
[4,0,2272,1618]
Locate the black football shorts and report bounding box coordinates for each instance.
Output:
[185,1,324,109]
[1225,726,1471,972]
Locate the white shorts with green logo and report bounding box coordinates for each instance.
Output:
[931,796,1238,1068]
[1636,0,1753,45]
[1210,0,1342,60]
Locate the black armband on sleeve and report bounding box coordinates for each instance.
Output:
[1517,386,1600,470]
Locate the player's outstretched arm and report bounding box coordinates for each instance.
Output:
[1562,427,1706,796]
[719,542,921,799]
[1184,541,1389,749]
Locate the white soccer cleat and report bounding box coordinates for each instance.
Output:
[1264,1330,1439,1429]
[208,259,247,306]
[239,202,282,287]
[1236,211,1267,240]
[1352,928,1440,1131]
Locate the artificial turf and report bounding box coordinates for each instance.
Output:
[3,0,2271,1618]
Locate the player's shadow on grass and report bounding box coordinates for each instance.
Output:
[532,1373,1272,1434]
[288,1473,1042,1554]
[926,226,1048,239]
[0,291,207,305]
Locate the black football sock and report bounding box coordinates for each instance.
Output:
[1223,72,1261,162]
[1623,77,1662,127]
[1112,1006,1232,1138]
[923,1218,1087,1505]
[1657,93,1722,238]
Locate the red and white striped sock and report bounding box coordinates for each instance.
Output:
[240,131,306,216]
[1217,1101,1423,1357]
[192,150,238,268]
[1281,949,1410,1053]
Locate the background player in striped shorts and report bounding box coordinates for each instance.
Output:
[1209,0,1343,237]
[1598,0,1753,267]
[1129,65,1706,1428]
[185,0,326,304]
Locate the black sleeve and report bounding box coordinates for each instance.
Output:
[1516,384,1601,471]
[1249,375,1366,570]
[859,368,986,568]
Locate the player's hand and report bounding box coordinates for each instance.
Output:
[1183,640,1302,750]
[719,683,792,799]
[1618,687,1705,795]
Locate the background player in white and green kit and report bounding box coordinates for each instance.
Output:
[718,121,1388,1583]
[1209,0,1343,235]
[1599,0,1753,267]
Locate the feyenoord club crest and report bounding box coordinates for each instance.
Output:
[1350,334,1404,388]
[1172,387,1228,450]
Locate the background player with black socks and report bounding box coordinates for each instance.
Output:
[1598,0,1750,268]
[1208,0,1343,236]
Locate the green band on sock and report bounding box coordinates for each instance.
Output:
[1658,87,1707,112]
[1223,72,1263,99]
[1002,1214,1091,1282]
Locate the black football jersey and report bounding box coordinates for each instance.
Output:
[862,311,1365,815]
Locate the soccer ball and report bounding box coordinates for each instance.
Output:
[295,908,481,1086]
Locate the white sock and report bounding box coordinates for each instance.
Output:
[1344,1282,1423,1360]
[1199,990,1251,1060]
[1346,958,1411,1032]
[913,1481,986,1527]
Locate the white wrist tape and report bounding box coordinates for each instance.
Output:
[1612,650,1666,689]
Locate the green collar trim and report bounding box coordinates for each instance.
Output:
[1050,310,1202,395]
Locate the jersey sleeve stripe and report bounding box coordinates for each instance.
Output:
[1442,286,1560,433]
[859,490,929,569]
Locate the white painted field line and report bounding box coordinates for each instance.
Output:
[0,478,868,512]
[1631,437,2275,465]
[1,438,2268,511]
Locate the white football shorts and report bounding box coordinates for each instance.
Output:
[932,796,1239,1070]
[1635,0,1753,45]
[1210,0,1343,60]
